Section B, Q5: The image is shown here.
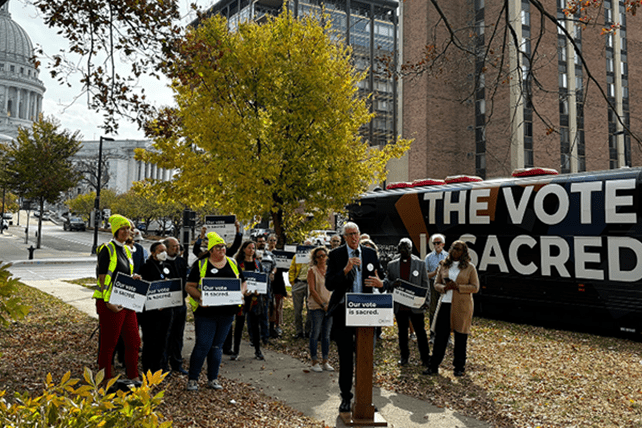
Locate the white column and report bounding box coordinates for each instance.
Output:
[508,0,524,171]
[565,19,578,173]
[613,7,625,168]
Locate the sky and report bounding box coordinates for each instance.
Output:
[9,0,208,141]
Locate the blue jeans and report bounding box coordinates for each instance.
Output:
[189,313,234,381]
[309,309,333,360]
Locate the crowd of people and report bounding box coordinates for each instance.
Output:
[94,214,479,409]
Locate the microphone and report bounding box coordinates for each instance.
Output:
[353,248,360,272]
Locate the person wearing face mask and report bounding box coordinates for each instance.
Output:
[128,229,147,274]
[423,240,479,377]
[139,241,173,374]
[163,237,189,375]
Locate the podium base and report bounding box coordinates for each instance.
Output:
[339,411,390,427]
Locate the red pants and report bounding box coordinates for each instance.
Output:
[96,299,140,379]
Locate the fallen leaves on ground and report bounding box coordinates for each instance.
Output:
[0,284,322,427]
[274,296,642,428]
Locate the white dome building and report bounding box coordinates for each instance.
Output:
[0,0,45,141]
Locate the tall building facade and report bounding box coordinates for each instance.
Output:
[0,0,46,142]
[196,0,399,147]
[400,0,641,181]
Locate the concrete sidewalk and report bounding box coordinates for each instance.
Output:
[18,275,489,428]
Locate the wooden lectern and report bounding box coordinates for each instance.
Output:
[339,326,389,427]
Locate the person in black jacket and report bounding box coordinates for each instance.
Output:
[325,222,384,413]
[163,237,189,375]
[139,241,173,374]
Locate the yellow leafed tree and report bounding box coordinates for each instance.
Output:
[139,8,410,242]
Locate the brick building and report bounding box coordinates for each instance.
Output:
[395,0,642,182]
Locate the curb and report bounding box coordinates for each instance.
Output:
[10,257,96,266]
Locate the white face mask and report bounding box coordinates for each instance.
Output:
[156,251,168,262]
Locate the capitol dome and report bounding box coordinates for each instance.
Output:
[0,0,46,141]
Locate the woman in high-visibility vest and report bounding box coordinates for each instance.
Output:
[185,231,248,391]
[95,214,141,380]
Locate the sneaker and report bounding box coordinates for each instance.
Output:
[255,351,265,360]
[207,379,223,390]
[322,362,335,372]
[310,363,323,372]
[410,333,417,341]
[230,354,239,361]
[186,380,198,391]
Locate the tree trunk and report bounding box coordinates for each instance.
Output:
[271,209,286,249]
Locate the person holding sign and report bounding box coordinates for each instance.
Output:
[424,233,447,343]
[325,222,384,413]
[384,238,431,367]
[185,232,247,391]
[139,241,173,375]
[424,240,479,377]
[164,237,189,375]
[230,240,265,361]
[94,214,141,381]
[307,247,334,373]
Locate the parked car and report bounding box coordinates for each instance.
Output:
[63,217,86,231]
[309,230,338,246]
[2,212,13,220]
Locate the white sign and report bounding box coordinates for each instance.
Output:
[244,271,268,294]
[145,279,183,311]
[392,279,428,309]
[109,273,149,312]
[273,250,295,269]
[201,278,243,306]
[204,215,236,244]
[345,293,394,327]
[295,245,315,265]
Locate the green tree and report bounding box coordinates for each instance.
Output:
[65,189,118,222]
[139,10,410,243]
[1,116,82,248]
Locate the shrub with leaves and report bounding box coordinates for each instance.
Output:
[0,262,30,330]
[0,368,171,427]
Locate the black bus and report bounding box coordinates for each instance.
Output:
[348,168,642,338]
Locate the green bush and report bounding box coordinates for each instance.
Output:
[0,368,172,427]
[0,262,30,329]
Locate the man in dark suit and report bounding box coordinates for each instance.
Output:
[163,237,189,375]
[325,222,384,413]
[383,238,431,367]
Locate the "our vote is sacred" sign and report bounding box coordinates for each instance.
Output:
[345,293,394,327]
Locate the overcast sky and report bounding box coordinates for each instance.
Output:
[10,0,208,141]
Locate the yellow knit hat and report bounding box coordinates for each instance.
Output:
[207,231,225,250]
[108,214,132,234]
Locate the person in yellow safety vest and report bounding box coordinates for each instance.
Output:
[185,231,249,391]
[95,214,142,381]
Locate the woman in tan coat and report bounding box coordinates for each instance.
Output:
[423,240,479,377]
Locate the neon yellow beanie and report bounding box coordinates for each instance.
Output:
[108,214,132,234]
[207,231,225,250]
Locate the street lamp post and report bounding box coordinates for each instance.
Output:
[1,162,7,235]
[91,136,114,255]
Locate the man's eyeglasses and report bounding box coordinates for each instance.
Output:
[213,245,226,250]
[433,241,443,245]
[317,253,327,258]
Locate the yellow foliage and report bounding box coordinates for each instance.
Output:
[140,9,411,241]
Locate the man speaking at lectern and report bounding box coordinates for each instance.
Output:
[325,222,384,413]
